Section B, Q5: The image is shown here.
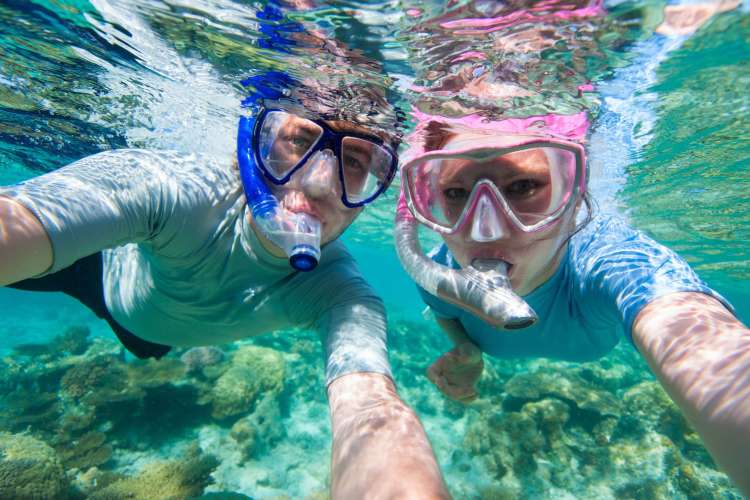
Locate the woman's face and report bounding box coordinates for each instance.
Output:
[436,149,579,295]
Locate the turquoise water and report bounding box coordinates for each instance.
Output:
[1,0,749,498]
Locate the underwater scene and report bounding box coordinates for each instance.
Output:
[1,0,749,498]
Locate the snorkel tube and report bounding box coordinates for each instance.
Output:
[237,114,321,271]
[395,193,537,329]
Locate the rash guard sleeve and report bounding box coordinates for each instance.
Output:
[283,241,392,387]
[569,215,734,341]
[0,150,189,274]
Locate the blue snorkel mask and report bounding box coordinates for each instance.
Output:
[237,112,322,271]
[237,73,398,271]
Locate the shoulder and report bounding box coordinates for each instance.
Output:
[567,213,671,268]
[570,213,637,250]
[74,149,232,177]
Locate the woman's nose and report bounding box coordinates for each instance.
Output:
[299,149,338,199]
[469,191,509,242]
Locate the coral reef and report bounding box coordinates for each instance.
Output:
[0,432,68,499]
[503,370,622,417]
[11,326,92,361]
[201,345,285,420]
[230,392,285,460]
[87,446,219,499]
[181,346,226,375]
[453,357,741,498]
[0,318,743,498]
[57,431,112,470]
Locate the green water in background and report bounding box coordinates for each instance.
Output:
[621,12,750,321]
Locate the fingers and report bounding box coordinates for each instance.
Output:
[426,355,480,403]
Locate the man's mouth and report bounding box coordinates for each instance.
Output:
[280,201,323,222]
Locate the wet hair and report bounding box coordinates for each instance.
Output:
[242,66,406,149]
[421,121,456,152]
[568,190,596,241]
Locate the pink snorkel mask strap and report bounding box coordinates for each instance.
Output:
[394,111,590,330]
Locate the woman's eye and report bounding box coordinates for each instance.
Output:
[443,187,469,201]
[505,179,539,197]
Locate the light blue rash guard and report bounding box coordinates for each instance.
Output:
[418,215,732,361]
[0,149,391,385]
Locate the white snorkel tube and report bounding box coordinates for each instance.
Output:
[238,114,321,271]
[395,193,537,330]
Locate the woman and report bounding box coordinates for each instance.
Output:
[394,109,750,495]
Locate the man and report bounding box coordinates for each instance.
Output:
[0,72,449,497]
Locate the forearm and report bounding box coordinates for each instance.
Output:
[436,316,472,346]
[0,196,52,285]
[633,292,750,495]
[328,372,449,500]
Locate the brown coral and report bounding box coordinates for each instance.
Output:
[0,432,68,499]
[88,446,218,500]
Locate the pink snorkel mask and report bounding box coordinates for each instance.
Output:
[395,111,589,330]
[402,134,586,241]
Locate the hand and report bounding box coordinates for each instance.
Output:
[656,0,739,36]
[427,342,484,403]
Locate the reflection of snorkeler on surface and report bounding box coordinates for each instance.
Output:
[0,22,450,500]
[410,0,738,118]
[397,0,750,494]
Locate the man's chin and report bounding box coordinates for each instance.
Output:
[321,218,359,246]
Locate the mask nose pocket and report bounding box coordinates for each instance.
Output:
[301,149,337,194]
[470,191,506,242]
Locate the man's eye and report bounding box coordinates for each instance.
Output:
[292,136,309,148]
[283,134,311,150]
[344,153,369,172]
[444,187,469,201]
[505,179,539,197]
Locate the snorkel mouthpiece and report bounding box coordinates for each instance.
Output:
[280,212,322,271]
[394,214,537,330]
[465,259,537,329]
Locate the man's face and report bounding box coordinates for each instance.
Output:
[264,115,393,246]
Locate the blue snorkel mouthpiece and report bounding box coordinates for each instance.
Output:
[289,245,319,271]
[237,114,321,272]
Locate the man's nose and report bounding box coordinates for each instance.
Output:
[469,190,510,242]
[299,149,338,199]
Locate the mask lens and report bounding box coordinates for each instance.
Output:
[406,145,578,230]
[406,160,457,227]
[341,136,394,204]
[258,111,324,180]
[500,147,577,225]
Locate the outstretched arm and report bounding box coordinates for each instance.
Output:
[0,196,52,286]
[633,292,750,496]
[328,372,450,500]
